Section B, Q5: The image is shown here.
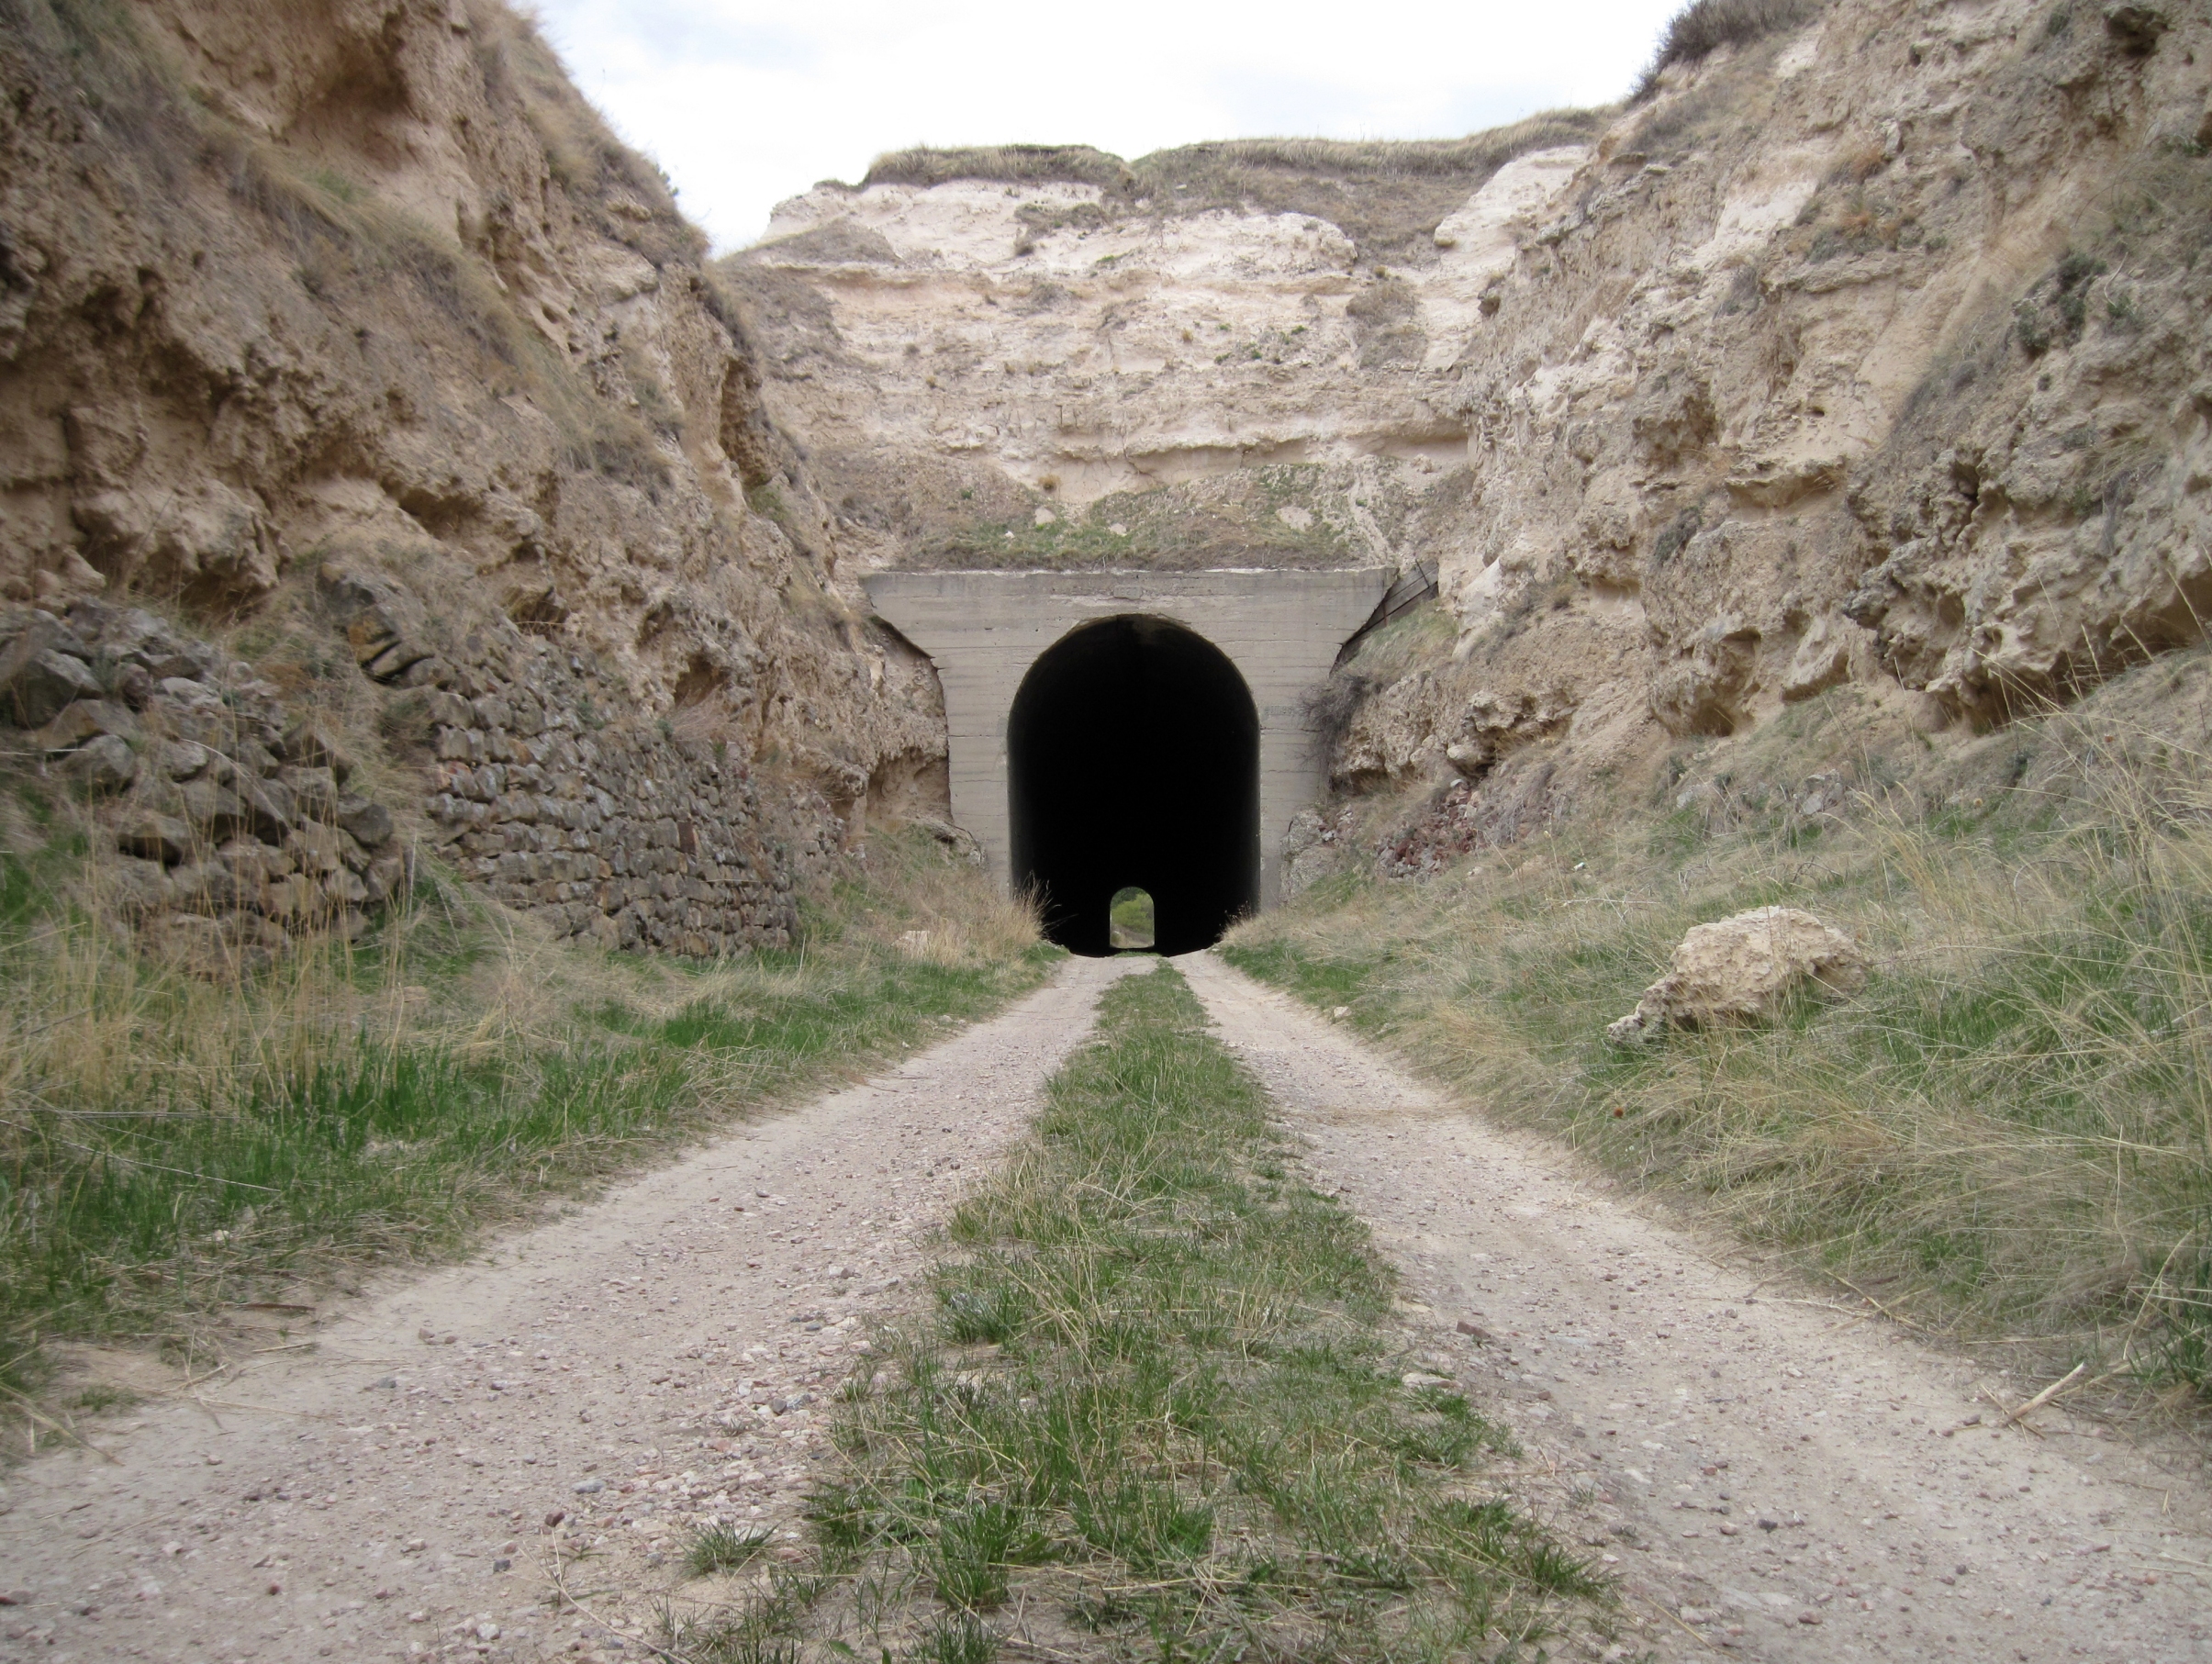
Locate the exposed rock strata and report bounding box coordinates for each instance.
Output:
[722,127,1605,584]
[736,0,2212,878]
[1443,0,2212,744]
[0,0,946,950]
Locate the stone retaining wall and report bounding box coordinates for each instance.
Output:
[319,563,832,956]
[419,659,812,955]
[1,602,408,973]
[2,582,847,966]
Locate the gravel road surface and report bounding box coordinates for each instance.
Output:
[6,947,2210,1664]
[1181,949,2212,1664]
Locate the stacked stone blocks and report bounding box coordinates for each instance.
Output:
[0,602,408,973]
[419,661,803,958]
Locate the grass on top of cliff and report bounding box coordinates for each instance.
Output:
[1225,664,2212,1412]
[863,108,1612,258]
[0,816,1053,1438]
[662,964,1606,1664]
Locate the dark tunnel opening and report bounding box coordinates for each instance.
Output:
[1008,615,1260,956]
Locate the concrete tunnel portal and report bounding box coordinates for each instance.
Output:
[1009,615,1259,955]
[863,567,1396,952]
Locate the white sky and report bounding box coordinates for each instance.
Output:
[527,0,1688,251]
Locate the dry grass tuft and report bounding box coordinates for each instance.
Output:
[855,110,1614,259]
[863,144,1134,194]
[1227,690,2212,1406]
[1634,0,1823,100]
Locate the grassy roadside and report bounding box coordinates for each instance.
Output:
[1223,678,2212,1409]
[0,821,1054,1432]
[669,963,1605,1664]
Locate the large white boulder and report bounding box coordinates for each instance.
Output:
[1606,906,1866,1045]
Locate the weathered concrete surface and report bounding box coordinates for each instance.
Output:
[865,569,1390,907]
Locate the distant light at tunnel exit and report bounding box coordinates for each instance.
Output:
[1109,886,1156,952]
[1009,616,1259,957]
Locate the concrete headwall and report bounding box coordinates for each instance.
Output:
[865,568,1391,908]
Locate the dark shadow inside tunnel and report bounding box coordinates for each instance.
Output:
[1008,615,1259,956]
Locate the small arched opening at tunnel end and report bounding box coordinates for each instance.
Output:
[1008,615,1259,957]
[1109,886,1156,952]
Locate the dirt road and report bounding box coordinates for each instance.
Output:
[1180,950,2212,1664]
[0,957,1143,1664]
[6,949,2210,1664]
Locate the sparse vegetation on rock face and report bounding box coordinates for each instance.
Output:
[3,600,410,973]
[734,0,2212,864]
[0,0,948,961]
[1633,0,1823,98]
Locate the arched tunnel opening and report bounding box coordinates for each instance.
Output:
[1008,615,1260,956]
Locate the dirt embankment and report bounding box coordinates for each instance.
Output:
[1183,952,2212,1663]
[1,0,950,949]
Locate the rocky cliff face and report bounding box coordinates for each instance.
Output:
[1430,0,2211,752]
[6,0,2206,938]
[731,0,2212,858]
[721,121,1605,581]
[0,0,944,952]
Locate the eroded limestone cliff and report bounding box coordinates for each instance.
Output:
[6,0,2208,944]
[0,0,944,955]
[728,0,2212,875]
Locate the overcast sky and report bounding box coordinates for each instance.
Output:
[527,0,1688,251]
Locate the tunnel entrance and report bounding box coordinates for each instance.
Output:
[1008,615,1259,956]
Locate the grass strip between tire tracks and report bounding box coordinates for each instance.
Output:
[670,961,1605,1664]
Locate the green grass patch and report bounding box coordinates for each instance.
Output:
[667,964,1603,1664]
[1105,886,1154,951]
[0,826,1053,1419]
[687,1522,775,1579]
